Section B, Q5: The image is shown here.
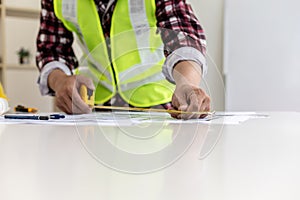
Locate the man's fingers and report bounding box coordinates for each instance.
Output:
[175,88,210,120]
[171,94,189,119]
[72,75,94,113]
[76,75,95,91]
[55,93,72,114]
[56,91,91,114]
[200,105,210,118]
[200,97,210,112]
[52,75,95,114]
[72,87,92,114]
[179,91,202,119]
[187,91,210,119]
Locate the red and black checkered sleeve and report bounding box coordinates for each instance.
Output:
[156,0,207,56]
[36,0,78,72]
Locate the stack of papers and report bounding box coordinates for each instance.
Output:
[0,112,268,126]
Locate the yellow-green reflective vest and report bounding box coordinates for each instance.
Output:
[54,0,175,107]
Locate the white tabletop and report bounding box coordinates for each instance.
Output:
[0,112,300,200]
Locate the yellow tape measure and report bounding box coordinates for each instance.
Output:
[79,85,213,116]
[80,85,95,107]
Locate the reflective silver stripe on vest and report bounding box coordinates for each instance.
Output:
[129,0,165,63]
[120,0,165,86]
[62,0,77,25]
[118,46,165,83]
[62,0,83,39]
[77,66,114,92]
[76,38,112,80]
[61,0,112,83]
[120,71,166,91]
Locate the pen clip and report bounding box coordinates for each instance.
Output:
[49,114,65,119]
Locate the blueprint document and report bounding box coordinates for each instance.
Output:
[0,111,267,125]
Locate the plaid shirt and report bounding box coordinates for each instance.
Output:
[36,0,206,72]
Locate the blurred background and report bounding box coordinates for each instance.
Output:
[190,0,300,112]
[0,0,299,112]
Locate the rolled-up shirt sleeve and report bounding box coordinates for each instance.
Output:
[38,61,72,96]
[162,46,207,83]
[156,0,207,83]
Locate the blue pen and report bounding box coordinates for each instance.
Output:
[4,114,49,120]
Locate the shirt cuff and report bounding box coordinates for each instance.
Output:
[162,47,207,84]
[38,61,72,96]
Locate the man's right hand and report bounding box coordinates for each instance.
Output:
[48,69,95,114]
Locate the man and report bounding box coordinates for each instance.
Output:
[36,0,210,119]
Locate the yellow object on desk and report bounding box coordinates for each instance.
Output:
[0,82,9,115]
[93,105,214,115]
[14,105,38,113]
[80,85,95,107]
[80,85,213,116]
[0,83,7,100]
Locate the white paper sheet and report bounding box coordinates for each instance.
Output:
[0,112,268,125]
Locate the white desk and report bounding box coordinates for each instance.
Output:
[0,112,300,200]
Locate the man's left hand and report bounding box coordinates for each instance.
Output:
[171,84,210,119]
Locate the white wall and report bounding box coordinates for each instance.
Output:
[6,69,54,113]
[5,17,38,65]
[188,0,225,111]
[224,0,300,111]
[3,0,53,112]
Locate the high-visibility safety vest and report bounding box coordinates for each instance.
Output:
[54,0,175,107]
